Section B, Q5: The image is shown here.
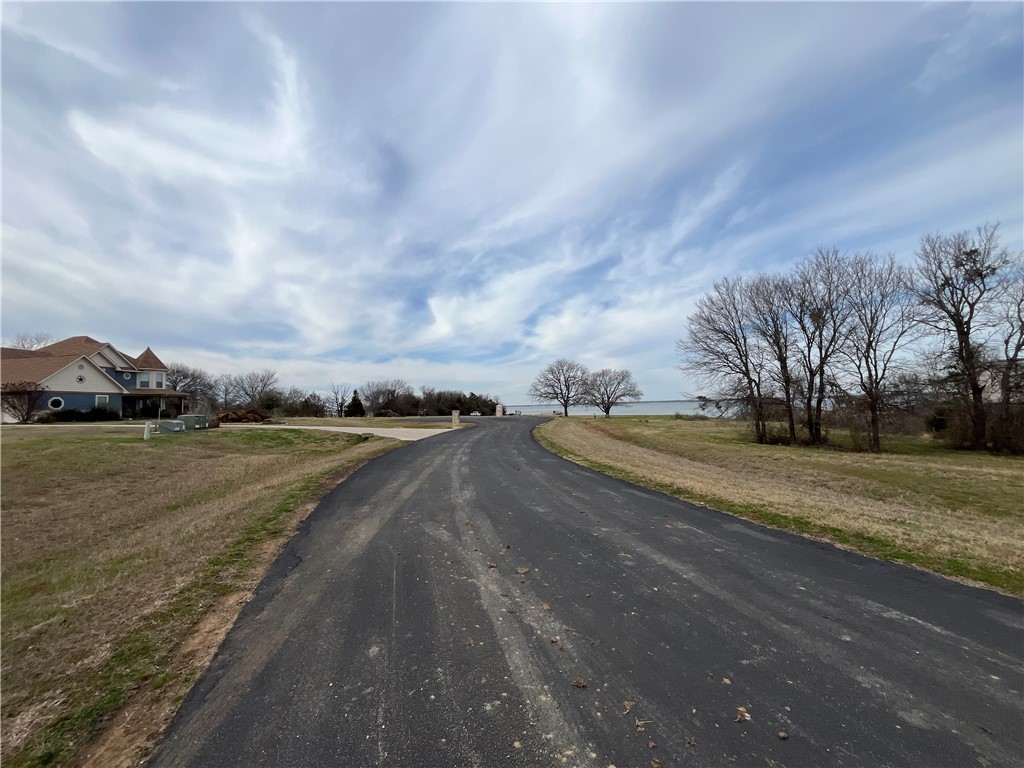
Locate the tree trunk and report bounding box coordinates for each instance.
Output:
[970,384,987,450]
[563,403,569,417]
[868,402,881,453]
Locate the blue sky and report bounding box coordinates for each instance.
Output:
[2,2,1021,403]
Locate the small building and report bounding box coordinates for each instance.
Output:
[0,336,187,420]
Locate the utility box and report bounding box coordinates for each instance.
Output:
[178,414,209,430]
[158,420,186,433]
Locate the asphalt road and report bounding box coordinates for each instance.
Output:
[149,417,1023,768]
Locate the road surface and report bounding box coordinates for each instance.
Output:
[149,417,1023,767]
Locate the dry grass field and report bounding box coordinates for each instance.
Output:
[1,425,400,768]
[537,416,1024,595]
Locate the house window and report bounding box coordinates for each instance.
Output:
[139,373,150,388]
[48,397,64,410]
[155,373,164,389]
[96,395,109,407]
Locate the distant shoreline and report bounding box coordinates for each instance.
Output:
[504,400,702,416]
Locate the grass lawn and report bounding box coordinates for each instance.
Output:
[1,425,401,768]
[536,416,1024,596]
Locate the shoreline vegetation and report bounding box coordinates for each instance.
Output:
[1,426,402,768]
[535,415,1024,596]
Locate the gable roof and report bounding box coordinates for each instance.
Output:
[132,346,168,370]
[1,352,93,386]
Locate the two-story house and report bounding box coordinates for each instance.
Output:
[0,336,187,419]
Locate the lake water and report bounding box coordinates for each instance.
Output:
[503,400,703,417]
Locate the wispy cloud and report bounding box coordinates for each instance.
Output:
[2,2,1021,401]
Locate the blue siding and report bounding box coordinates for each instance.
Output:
[104,367,137,389]
[47,393,122,413]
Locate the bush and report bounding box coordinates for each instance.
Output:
[33,411,56,424]
[52,407,121,423]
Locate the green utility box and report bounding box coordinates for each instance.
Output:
[177,414,210,430]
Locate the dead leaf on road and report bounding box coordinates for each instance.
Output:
[550,636,560,644]
[572,678,587,689]
[466,637,476,647]
[735,706,751,722]
[651,758,663,768]
[722,677,731,685]
[778,731,789,740]
[486,562,497,568]
[515,567,531,575]
[686,735,697,747]
[648,739,657,749]
[622,700,636,715]
[635,717,652,732]
[541,601,551,610]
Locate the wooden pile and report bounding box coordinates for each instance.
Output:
[216,409,271,423]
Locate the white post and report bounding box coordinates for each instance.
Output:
[452,410,460,428]
[144,421,152,440]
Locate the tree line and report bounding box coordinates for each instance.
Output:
[164,368,501,418]
[678,223,1023,452]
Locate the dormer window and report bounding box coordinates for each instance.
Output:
[139,372,150,388]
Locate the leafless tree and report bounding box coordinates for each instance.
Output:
[1,381,48,422]
[990,255,1024,444]
[748,274,799,444]
[7,332,56,350]
[528,359,590,417]
[236,369,280,410]
[914,223,1014,449]
[583,368,643,417]
[361,379,413,415]
[166,363,216,412]
[678,277,771,442]
[328,382,351,418]
[213,374,241,411]
[841,253,919,452]
[785,248,854,444]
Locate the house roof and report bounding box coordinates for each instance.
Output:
[35,335,106,357]
[1,352,95,386]
[132,347,168,370]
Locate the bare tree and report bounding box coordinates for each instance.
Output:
[528,359,590,417]
[991,255,1024,444]
[213,374,240,411]
[748,274,798,444]
[915,223,1014,449]
[328,382,351,418]
[678,277,770,442]
[236,369,280,410]
[785,248,854,444]
[841,253,919,452]
[361,378,413,415]
[1,381,48,422]
[166,363,215,412]
[583,369,643,417]
[7,332,56,350]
